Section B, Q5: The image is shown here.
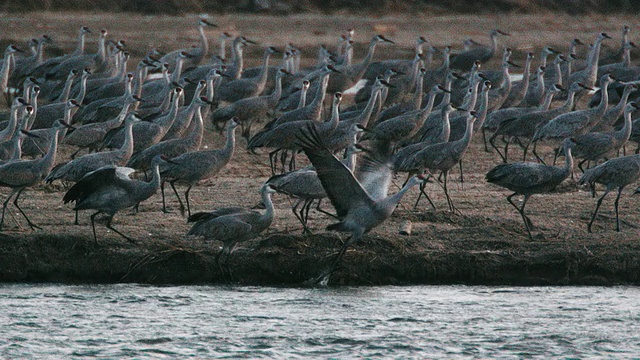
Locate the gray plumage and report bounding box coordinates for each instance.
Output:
[216,46,279,104]
[486,137,576,240]
[212,69,288,140]
[297,124,425,283]
[187,183,276,276]
[62,154,168,242]
[533,74,613,143]
[0,121,67,230]
[579,154,640,232]
[46,113,140,184]
[157,19,217,73]
[449,29,509,72]
[21,100,80,158]
[566,102,639,172]
[159,119,238,216]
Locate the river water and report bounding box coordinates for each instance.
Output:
[1,284,638,358]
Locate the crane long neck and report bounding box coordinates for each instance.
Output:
[441,109,452,143]
[562,143,574,175]
[586,37,606,80]
[357,87,381,128]
[594,81,610,115]
[222,122,237,156]
[74,75,89,104]
[41,128,61,172]
[475,90,490,129]
[187,106,205,148]
[170,57,185,83]
[260,190,275,225]
[618,107,634,143]
[0,52,13,90]
[563,89,577,111]
[520,57,532,89]
[35,39,46,64]
[120,119,136,157]
[58,74,76,103]
[412,73,425,109]
[382,177,420,214]
[73,31,86,56]
[1,106,20,140]
[310,72,331,113]
[198,24,209,58]
[539,88,556,111]
[256,51,273,89]
[269,74,284,105]
[96,33,107,63]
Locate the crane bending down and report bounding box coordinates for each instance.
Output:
[187,183,276,278]
[63,155,172,243]
[485,138,576,240]
[296,124,426,284]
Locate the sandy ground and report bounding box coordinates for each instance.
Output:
[0,12,639,285]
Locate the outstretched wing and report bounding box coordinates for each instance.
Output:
[296,124,373,219]
[63,166,133,204]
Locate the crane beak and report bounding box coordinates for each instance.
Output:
[20,129,40,138]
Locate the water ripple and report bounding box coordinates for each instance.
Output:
[0,285,639,358]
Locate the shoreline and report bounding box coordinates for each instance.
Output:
[2,230,639,286]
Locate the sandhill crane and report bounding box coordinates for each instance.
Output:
[62,95,139,158]
[565,102,639,172]
[216,46,280,104]
[374,67,426,124]
[592,83,638,132]
[265,125,361,233]
[579,154,640,232]
[568,32,611,90]
[63,154,171,242]
[248,92,343,174]
[487,83,564,162]
[363,36,428,82]
[222,36,257,81]
[0,107,34,163]
[531,74,613,150]
[22,99,81,158]
[45,29,109,81]
[0,97,28,144]
[486,137,576,240]
[268,65,339,128]
[127,96,208,174]
[9,35,52,89]
[0,45,24,107]
[31,68,90,129]
[518,66,546,108]
[46,112,141,184]
[327,35,394,94]
[0,120,70,230]
[29,26,91,80]
[187,183,277,277]
[158,19,217,73]
[211,68,289,141]
[395,109,478,212]
[596,41,638,82]
[501,51,535,109]
[104,87,183,152]
[297,124,426,283]
[449,29,510,72]
[163,79,207,141]
[159,119,239,216]
[365,85,443,147]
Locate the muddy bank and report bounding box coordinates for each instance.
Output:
[2,227,639,286]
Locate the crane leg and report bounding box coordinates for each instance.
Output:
[0,188,18,231]
[169,181,186,216]
[74,209,79,225]
[503,137,511,163]
[481,129,490,152]
[442,171,459,214]
[315,199,339,219]
[160,181,171,213]
[184,186,193,218]
[413,180,436,210]
[489,133,507,163]
[106,215,135,243]
[268,149,279,175]
[507,193,534,240]
[588,190,609,233]
[90,211,101,243]
[614,186,624,232]
[13,189,40,230]
[291,198,310,233]
[532,141,546,164]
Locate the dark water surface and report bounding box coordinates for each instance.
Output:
[1,284,638,358]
